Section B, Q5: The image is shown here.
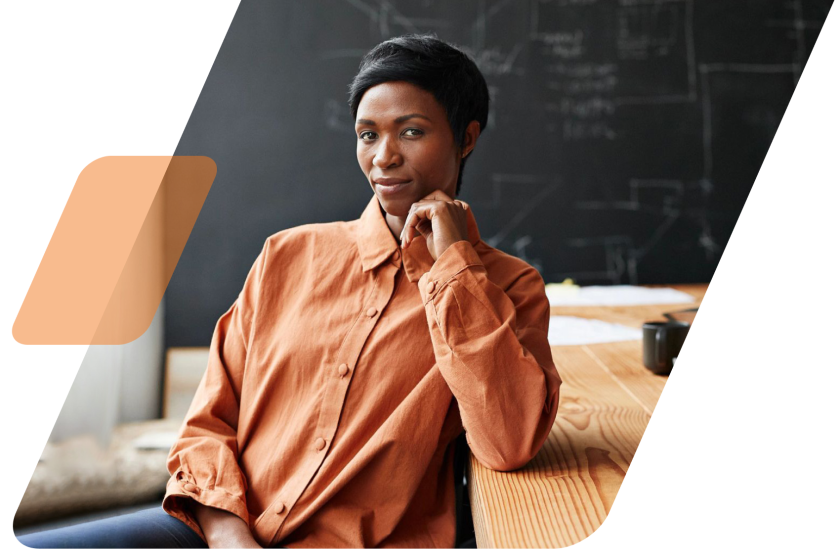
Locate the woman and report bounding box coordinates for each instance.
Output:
[19,33,561,549]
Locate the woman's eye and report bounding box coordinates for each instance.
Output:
[358,129,421,141]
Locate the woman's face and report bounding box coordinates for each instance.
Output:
[355,81,462,218]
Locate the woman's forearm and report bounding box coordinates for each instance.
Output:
[192,502,262,548]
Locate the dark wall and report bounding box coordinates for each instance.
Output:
[166,0,832,347]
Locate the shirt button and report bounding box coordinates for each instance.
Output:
[392,251,400,262]
[182,483,198,493]
[366,307,378,317]
[315,437,326,451]
[426,281,437,294]
[338,363,349,377]
[276,503,286,515]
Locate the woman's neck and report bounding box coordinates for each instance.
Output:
[377,203,404,242]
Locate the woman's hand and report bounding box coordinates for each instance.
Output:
[192,502,263,548]
[400,190,469,260]
[209,532,262,550]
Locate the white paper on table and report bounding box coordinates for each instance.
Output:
[546,284,695,307]
[547,316,642,346]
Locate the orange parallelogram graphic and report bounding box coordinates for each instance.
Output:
[13,156,216,345]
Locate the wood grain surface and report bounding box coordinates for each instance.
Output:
[467,284,707,548]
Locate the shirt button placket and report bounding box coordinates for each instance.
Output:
[267,266,396,547]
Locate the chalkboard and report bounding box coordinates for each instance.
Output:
[166,0,832,347]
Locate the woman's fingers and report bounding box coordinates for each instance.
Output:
[420,189,454,204]
[400,191,466,248]
[402,202,433,247]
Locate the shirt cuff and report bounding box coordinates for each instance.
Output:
[418,240,485,303]
[161,468,250,542]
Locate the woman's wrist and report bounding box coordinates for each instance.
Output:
[192,501,261,548]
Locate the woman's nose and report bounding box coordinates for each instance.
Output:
[372,136,402,168]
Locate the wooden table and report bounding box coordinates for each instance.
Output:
[466,284,707,548]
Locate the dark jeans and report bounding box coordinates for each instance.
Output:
[18,505,476,549]
[17,506,207,549]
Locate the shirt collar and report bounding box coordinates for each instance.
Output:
[356,194,482,282]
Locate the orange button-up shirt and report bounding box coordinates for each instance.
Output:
[163,194,562,548]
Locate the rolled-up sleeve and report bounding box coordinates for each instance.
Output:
[418,240,561,472]
[162,239,268,539]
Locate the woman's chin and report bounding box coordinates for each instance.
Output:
[376,196,412,219]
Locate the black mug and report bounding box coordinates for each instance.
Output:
[642,321,690,375]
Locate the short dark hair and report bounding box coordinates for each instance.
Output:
[348,33,489,196]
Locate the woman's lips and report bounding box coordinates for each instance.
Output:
[375,180,412,195]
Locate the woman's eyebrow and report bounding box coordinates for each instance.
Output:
[356,113,432,126]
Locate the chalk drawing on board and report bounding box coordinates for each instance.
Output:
[575,179,682,215]
[558,235,638,285]
[530,1,587,58]
[512,235,544,275]
[764,0,828,83]
[462,0,528,77]
[341,0,451,39]
[544,63,619,141]
[468,43,526,76]
[572,179,686,283]
[546,63,619,95]
[471,0,518,51]
[483,174,559,248]
[614,0,698,106]
[341,0,528,76]
[616,0,682,60]
[698,63,798,181]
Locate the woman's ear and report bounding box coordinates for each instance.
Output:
[461,120,481,158]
